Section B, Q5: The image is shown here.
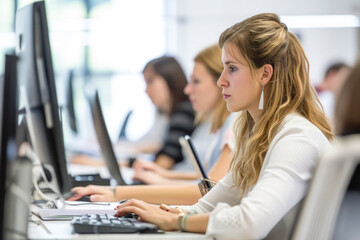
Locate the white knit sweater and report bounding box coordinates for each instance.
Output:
[187,113,331,240]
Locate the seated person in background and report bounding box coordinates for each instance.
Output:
[71,56,196,169]
[112,13,334,239]
[315,61,351,124]
[133,43,234,184]
[334,59,360,136]
[69,44,235,205]
[334,58,360,189]
[328,58,360,239]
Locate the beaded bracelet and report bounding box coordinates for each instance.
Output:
[177,213,185,231]
[178,210,197,232]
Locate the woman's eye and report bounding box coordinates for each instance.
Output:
[229,66,237,72]
[193,79,200,84]
[190,78,200,84]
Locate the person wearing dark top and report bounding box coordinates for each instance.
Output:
[70,56,195,170]
[140,56,196,169]
[155,101,195,166]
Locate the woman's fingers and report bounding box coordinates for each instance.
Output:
[115,205,145,217]
[66,194,82,201]
[160,204,185,214]
[119,199,147,209]
[89,194,110,202]
[132,170,150,183]
[115,199,179,231]
[69,185,115,202]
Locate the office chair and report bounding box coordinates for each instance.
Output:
[117,110,133,141]
[292,134,360,240]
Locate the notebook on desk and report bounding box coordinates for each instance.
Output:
[35,199,118,220]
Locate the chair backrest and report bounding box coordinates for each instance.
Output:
[118,110,133,141]
[292,135,360,240]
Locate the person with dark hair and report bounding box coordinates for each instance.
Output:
[71,56,196,169]
[112,13,334,239]
[140,56,196,169]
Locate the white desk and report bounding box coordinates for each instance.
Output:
[29,163,211,239]
[28,220,212,240]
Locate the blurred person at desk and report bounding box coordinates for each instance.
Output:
[69,44,234,204]
[334,58,360,189]
[318,58,360,239]
[334,59,360,136]
[71,56,196,169]
[132,43,234,184]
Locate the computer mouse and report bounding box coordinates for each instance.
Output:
[63,191,92,202]
[76,195,92,202]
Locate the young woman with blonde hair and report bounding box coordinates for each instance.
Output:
[114,13,334,239]
[132,43,233,184]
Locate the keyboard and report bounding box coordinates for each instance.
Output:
[71,214,158,234]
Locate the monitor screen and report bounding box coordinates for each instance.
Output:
[87,88,126,185]
[15,0,71,194]
[66,69,78,134]
[0,54,32,240]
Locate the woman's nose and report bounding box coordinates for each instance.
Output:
[217,73,227,88]
[184,83,191,95]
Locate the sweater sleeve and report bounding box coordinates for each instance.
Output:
[155,101,195,165]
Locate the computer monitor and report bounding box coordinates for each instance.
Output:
[87,88,126,185]
[15,0,72,195]
[0,54,32,240]
[179,135,212,189]
[66,69,78,134]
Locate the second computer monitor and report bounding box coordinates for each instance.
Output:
[15,1,71,194]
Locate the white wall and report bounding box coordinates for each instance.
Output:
[169,0,360,85]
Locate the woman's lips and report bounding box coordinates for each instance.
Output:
[223,94,230,100]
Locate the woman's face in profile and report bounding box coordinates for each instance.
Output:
[184,62,220,113]
[143,67,171,113]
[218,44,261,113]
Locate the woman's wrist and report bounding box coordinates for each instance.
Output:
[170,213,181,231]
[177,210,197,232]
[110,186,118,201]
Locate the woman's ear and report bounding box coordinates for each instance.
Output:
[260,64,273,85]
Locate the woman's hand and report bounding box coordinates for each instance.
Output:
[132,159,160,172]
[133,169,172,185]
[115,199,179,231]
[132,159,171,178]
[67,185,117,202]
